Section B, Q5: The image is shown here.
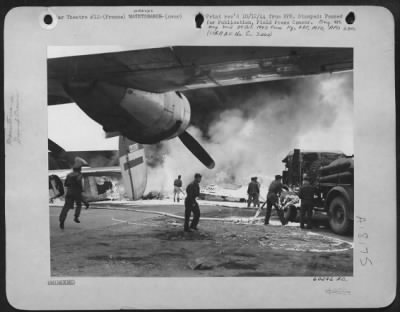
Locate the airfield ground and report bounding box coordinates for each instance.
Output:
[50,200,353,277]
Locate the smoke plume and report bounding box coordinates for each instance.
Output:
[144,72,353,194]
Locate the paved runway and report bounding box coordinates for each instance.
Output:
[50,201,353,277]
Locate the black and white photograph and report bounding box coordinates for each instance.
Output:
[4,6,396,309]
[48,46,354,277]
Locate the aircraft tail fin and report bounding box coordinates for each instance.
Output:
[119,136,147,200]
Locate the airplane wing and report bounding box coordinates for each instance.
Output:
[48,46,352,105]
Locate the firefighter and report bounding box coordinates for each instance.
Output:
[247,177,260,208]
[298,175,315,229]
[173,175,184,202]
[265,175,287,225]
[184,173,202,232]
[59,157,87,229]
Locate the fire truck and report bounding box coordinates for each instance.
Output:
[281,149,354,235]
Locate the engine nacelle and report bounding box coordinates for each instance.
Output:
[64,81,191,144]
[120,88,191,142]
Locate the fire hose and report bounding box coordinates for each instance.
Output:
[253,196,299,218]
[90,205,265,224]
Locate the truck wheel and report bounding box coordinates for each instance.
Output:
[328,196,351,235]
[283,205,297,222]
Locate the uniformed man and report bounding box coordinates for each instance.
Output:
[247,177,260,208]
[265,175,287,225]
[184,173,202,232]
[298,175,315,229]
[59,157,87,229]
[173,175,184,202]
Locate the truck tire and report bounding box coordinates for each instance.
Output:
[328,196,352,235]
[283,204,297,222]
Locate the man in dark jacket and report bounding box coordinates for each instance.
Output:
[184,173,202,232]
[173,175,184,202]
[59,157,87,229]
[265,175,286,225]
[247,177,260,208]
[298,176,315,229]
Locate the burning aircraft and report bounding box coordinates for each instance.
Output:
[48,46,353,200]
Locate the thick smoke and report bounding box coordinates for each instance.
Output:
[144,72,353,194]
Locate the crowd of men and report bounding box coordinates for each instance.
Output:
[178,172,315,232]
[57,158,315,231]
[247,174,315,229]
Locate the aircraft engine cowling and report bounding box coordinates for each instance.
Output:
[119,88,191,143]
[64,81,191,144]
[64,81,214,169]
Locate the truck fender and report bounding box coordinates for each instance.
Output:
[326,186,354,220]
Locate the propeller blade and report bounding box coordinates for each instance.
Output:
[48,139,66,155]
[48,139,69,169]
[179,131,215,169]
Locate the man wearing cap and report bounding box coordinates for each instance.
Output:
[173,175,184,202]
[247,177,260,208]
[298,175,315,229]
[265,175,287,225]
[184,173,202,232]
[59,157,87,229]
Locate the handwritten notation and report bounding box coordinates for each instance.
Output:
[205,12,356,38]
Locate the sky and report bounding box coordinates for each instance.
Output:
[48,103,118,151]
[48,45,128,58]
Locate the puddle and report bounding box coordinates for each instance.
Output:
[153,230,213,241]
[202,209,255,219]
[87,255,145,262]
[218,261,258,270]
[155,252,187,258]
[264,233,353,253]
[232,252,256,258]
[235,272,271,276]
[96,242,110,246]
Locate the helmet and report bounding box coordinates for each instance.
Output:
[72,157,88,169]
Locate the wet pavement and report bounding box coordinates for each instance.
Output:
[50,201,353,277]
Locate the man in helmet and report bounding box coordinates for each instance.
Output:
[265,175,287,225]
[298,175,315,229]
[59,157,88,229]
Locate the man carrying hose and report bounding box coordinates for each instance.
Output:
[265,175,287,225]
[184,173,202,232]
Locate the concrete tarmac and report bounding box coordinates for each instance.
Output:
[50,201,353,277]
